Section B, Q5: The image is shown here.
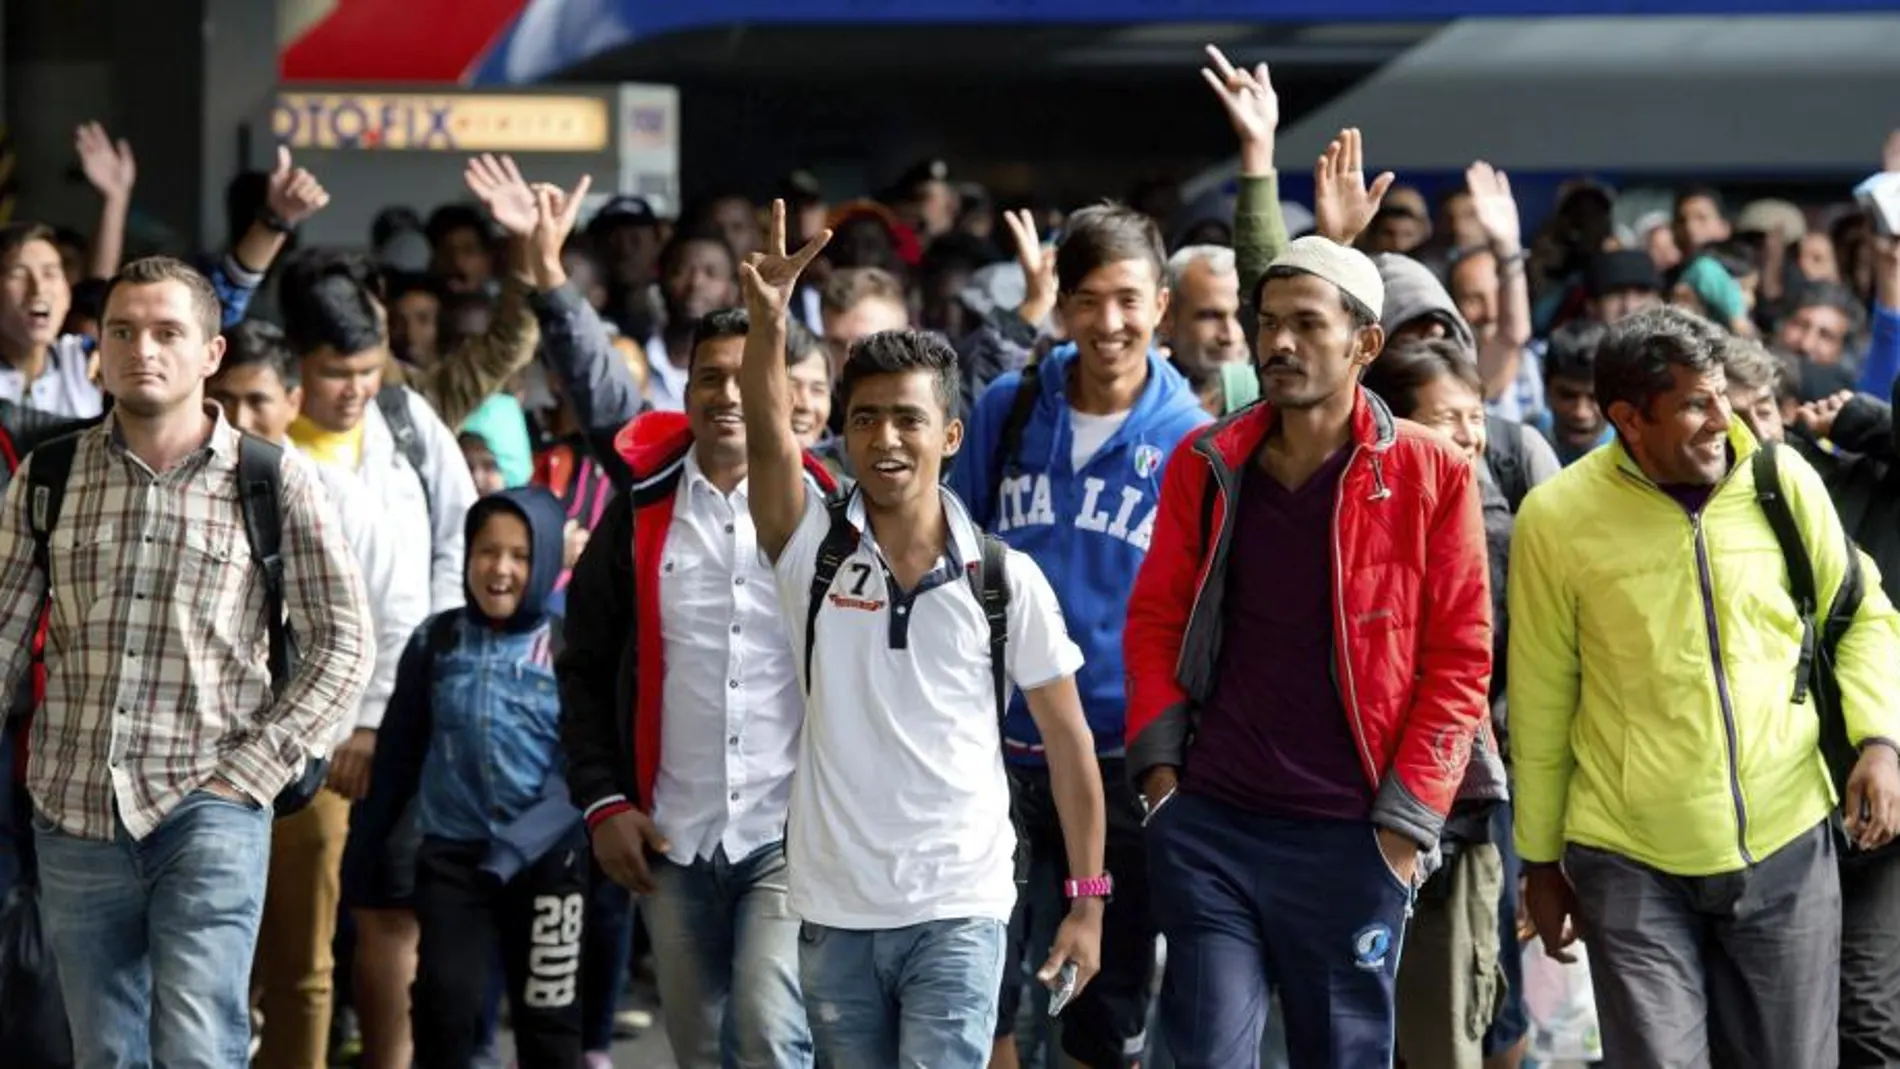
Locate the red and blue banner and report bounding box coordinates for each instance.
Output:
[281,0,1900,86]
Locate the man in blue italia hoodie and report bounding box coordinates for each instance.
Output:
[951,203,1210,1069]
[343,485,584,1069]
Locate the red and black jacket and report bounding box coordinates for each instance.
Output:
[1124,388,1494,849]
[556,411,840,832]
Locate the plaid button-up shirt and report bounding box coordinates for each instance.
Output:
[0,408,374,841]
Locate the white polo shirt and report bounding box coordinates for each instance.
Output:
[772,486,1084,930]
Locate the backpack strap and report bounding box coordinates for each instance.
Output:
[969,534,1011,724]
[236,435,292,695]
[376,385,433,513]
[803,496,861,693]
[1753,444,1817,704]
[24,433,82,589]
[991,358,1045,492]
[22,432,80,720]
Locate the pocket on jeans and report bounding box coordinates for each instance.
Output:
[1370,826,1413,894]
[1141,788,1181,832]
[190,788,264,813]
[798,920,825,947]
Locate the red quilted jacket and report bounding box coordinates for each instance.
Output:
[1123,387,1493,847]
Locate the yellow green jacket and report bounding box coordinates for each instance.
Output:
[1508,422,1900,876]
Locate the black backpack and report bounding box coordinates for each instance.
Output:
[24,430,328,818]
[1753,442,1888,866]
[801,495,1028,882]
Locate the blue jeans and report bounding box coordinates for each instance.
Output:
[1147,792,1413,1069]
[34,789,272,1069]
[640,843,811,1069]
[798,916,1008,1069]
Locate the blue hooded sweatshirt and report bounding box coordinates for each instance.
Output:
[951,344,1210,763]
[343,485,579,894]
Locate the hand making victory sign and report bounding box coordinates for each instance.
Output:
[1201,43,1279,177]
[741,199,834,563]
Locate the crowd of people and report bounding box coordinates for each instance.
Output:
[2,38,1900,1069]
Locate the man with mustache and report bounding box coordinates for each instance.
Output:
[1125,233,1492,1068]
[1512,307,1900,1069]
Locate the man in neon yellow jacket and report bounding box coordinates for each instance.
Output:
[1510,306,1900,1069]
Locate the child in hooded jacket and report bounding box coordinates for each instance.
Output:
[343,485,584,1068]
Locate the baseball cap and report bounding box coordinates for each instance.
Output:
[1586,250,1662,298]
[587,195,660,236]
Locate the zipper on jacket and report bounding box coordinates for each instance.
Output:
[1331,444,1382,786]
[1691,508,1755,865]
[1176,452,1228,685]
[1614,462,1754,865]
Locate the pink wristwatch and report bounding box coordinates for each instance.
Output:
[1064,875,1114,901]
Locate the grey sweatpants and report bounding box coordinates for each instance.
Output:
[1564,821,1840,1069]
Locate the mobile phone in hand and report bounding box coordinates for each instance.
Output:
[1046,962,1079,1017]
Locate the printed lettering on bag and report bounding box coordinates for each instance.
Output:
[522,893,584,1008]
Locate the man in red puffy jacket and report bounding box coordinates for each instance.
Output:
[1125,235,1492,1068]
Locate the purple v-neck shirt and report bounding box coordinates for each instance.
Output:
[1185,448,1373,821]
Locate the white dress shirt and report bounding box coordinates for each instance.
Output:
[0,336,103,419]
[651,451,804,866]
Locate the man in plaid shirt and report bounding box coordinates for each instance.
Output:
[0,257,374,1067]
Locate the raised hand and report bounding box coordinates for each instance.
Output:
[1003,208,1057,327]
[1795,389,1856,440]
[1465,161,1522,254]
[739,199,831,318]
[526,175,593,288]
[265,145,331,227]
[464,153,537,238]
[75,122,136,201]
[1200,44,1278,174]
[1883,128,1900,174]
[1313,128,1395,247]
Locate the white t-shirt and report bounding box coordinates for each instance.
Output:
[771,486,1085,930]
[1069,409,1131,472]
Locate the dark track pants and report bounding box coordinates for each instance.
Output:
[1147,791,1414,1069]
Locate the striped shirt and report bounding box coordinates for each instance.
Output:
[0,408,374,841]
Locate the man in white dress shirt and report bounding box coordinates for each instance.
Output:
[560,306,838,1068]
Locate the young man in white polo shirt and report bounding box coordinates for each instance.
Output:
[737,202,1109,1068]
